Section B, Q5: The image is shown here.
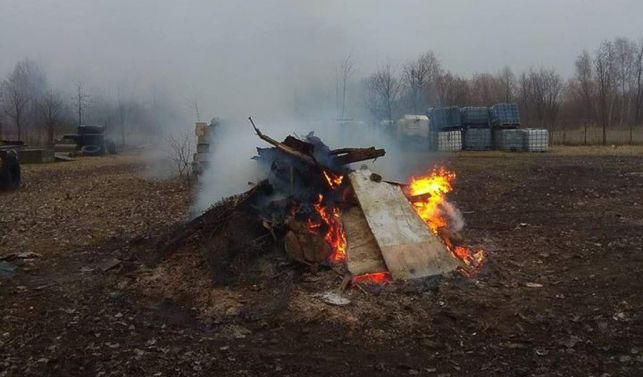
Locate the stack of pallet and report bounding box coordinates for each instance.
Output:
[460,107,491,150]
[428,107,462,131]
[460,107,491,127]
[192,121,213,176]
[437,130,462,151]
[523,129,549,152]
[490,103,520,128]
[492,129,550,152]
[463,128,492,150]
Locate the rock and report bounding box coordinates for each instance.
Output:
[315,291,351,306]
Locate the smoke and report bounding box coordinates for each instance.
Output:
[440,201,465,234]
[190,111,442,215]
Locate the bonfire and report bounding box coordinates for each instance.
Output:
[158,118,484,287]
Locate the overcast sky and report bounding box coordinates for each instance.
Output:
[1,0,642,120]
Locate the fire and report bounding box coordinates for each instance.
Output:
[310,194,347,263]
[351,272,392,285]
[407,166,485,275]
[407,167,455,233]
[322,170,344,189]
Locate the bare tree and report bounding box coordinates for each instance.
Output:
[497,66,516,102]
[594,41,618,145]
[366,63,401,123]
[401,51,441,112]
[469,73,505,105]
[573,50,597,144]
[167,131,194,187]
[543,69,565,129]
[633,39,643,130]
[613,37,636,128]
[574,50,596,117]
[519,68,564,133]
[37,89,64,146]
[435,72,470,106]
[1,59,44,140]
[517,72,532,123]
[335,54,356,120]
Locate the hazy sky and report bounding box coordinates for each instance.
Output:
[1,0,642,120]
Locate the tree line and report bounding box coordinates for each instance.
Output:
[0,60,183,146]
[2,35,642,146]
[360,36,643,145]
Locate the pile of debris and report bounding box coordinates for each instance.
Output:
[158,118,483,288]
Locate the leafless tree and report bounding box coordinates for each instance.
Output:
[497,66,516,102]
[37,89,64,146]
[613,37,636,128]
[543,70,565,129]
[469,73,505,105]
[517,72,532,122]
[1,59,44,140]
[167,131,194,187]
[594,41,618,145]
[336,54,356,120]
[574,50,596,117]
[633,39,643,129]
[435,72,470,106]
[401,51,441,112]
[518,68,564,132]
[572,50,597,143]
[366,62,401,123]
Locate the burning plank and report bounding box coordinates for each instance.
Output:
[349,168,460,280]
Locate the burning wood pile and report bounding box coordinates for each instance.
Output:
[159,118,484,287]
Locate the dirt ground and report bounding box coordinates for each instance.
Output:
[1,147,642,377]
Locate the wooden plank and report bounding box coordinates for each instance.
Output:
[348,168,459,280]
[342,206,388,276]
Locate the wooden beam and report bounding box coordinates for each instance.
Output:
[331,147,386,165]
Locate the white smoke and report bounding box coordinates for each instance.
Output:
[439,200,465,234]
[190,115,435,215]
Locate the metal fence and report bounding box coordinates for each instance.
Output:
[550,125,643,145]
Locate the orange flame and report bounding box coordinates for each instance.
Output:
[310,194,347,263]
[322,170,344,189]
[407,166,485,275]
[351,272,392,285]
[408,167,455,233]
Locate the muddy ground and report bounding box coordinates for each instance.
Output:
[1,147,641,377]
